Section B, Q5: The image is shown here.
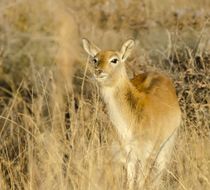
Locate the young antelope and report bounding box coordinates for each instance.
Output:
[82,38,181,188]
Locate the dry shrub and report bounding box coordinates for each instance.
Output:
[0,0,79,88]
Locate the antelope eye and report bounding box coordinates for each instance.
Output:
[111,58,119,64]
[92,57,98,64]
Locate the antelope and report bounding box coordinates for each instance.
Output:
[82,38,181,188]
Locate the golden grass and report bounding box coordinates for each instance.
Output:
[0,0,209,189]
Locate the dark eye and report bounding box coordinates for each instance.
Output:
[111,58,118,64]
[92,58,98,64]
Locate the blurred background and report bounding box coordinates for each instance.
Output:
[0,0,209,189]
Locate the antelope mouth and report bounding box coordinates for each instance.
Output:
[94,72,108,80]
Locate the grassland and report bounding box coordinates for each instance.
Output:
[0,0,209,189]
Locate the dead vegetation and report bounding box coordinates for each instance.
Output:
[0,0,209,189]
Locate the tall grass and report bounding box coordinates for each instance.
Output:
[0,0,209,189]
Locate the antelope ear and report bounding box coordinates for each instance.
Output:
[120,39,135,62]
[82,38,101,57]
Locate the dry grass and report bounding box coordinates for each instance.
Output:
[0,0,209,189]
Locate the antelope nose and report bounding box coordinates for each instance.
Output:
[95,69,103,75]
